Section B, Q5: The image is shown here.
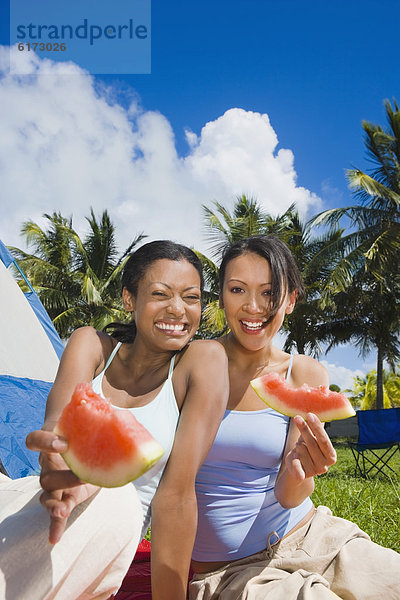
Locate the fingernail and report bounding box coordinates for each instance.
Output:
[52,438,67,452]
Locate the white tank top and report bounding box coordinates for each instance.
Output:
[92,342,180,538]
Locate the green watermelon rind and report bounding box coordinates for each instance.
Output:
[250,376,356,423]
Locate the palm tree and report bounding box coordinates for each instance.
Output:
[277,208,343,356]
[194,249,226,339]
[312,267,400,395]
[10,212,80,326]
[310,99,400,408]
[10,209,146,338]
[347,99,400,279]
[203,195,281,258]
[346,366,400,410]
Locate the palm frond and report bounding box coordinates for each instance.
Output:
[202,300,227,334]
[193,250,219,294]
[347,170,400,206]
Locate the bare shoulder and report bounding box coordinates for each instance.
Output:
[180,339,228,367]
[291,354,329,388]
[45,328,115,424]
[173,340,228,402]
[172,340,229,422]
[67,326,111,347]
[62,326,113,372]
[67,325,101,344]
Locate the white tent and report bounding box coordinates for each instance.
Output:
[0,240,63,478]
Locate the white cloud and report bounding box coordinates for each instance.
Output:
[320,360,365,393]
[0,47,321,255]
[184,109,321,219]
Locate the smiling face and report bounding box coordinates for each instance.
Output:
[123,258,202,352]
[220,252,296,352]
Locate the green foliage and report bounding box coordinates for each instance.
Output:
[202,195,287,259]
[10,209,146,338]
[329,384,341,393]
[311,270,400,369]
[346,367,400,410]
[193,249,228,339]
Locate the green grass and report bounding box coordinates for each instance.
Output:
[312,441,400,552]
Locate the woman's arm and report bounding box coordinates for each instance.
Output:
[26,326,106,543]
[150,340,229,600]
[274,355,337,509]
[42,326,105,429]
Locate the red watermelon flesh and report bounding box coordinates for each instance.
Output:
[250,372,355,422]
[54,383,164,487]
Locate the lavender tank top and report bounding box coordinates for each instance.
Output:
[192,354,313,561]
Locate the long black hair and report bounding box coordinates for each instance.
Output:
[105,240,204,343]
[219,235,304,325]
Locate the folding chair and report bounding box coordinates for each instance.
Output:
[349,408,400,479]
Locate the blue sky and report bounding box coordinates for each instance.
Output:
[109,0,399,201]
[0,0,399,386]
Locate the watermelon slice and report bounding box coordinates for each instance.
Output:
[54,383,164,487]
[250,372,355,422]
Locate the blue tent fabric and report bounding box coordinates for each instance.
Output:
[0,238,63,479]
[0,240,14,268]
[0,375,50,477]
[25,292,64,360]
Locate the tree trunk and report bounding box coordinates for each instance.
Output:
[296,340,305,355]
[376,345,384,410]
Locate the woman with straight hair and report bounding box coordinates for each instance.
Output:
[0,240,229,600]
[190,235,400,600]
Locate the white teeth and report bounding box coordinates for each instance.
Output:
[155,322,185,331]
[241,320,264,329]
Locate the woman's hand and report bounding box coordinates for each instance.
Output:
[26,429,99,544]
[284,413,337,482]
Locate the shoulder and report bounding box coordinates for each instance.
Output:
[66,326,105,352]
[178,339,228,368]
[63,327,114,372]
[67,325,100,344]
[172,340,229,403]
[290,354,329,388]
